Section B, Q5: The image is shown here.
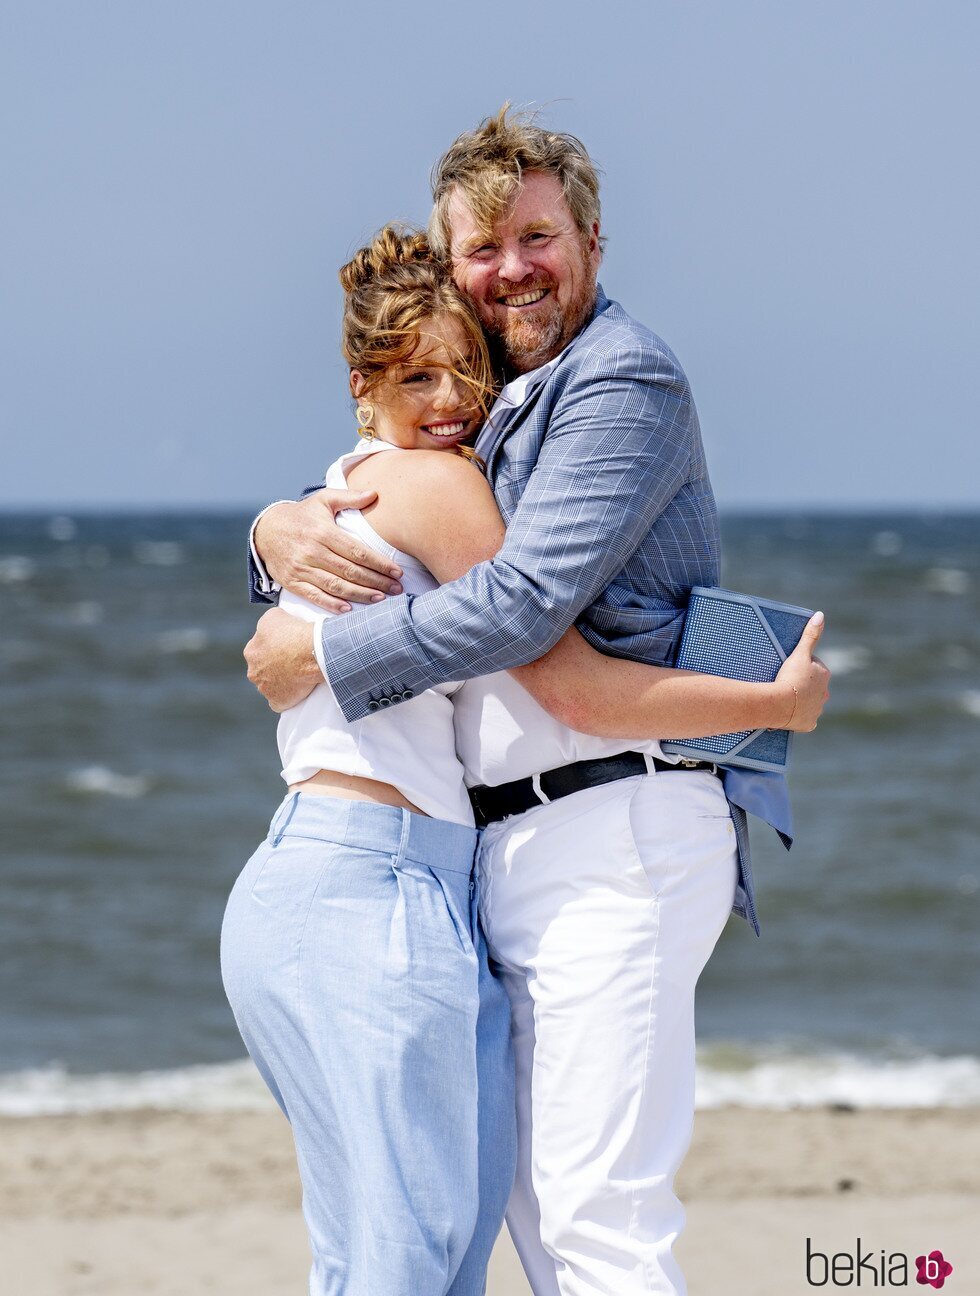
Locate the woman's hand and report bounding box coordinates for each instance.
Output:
[244,608,324,712]
[255,491,404,614]
[773,612,831,731]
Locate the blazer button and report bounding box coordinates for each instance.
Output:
[367,700,380,712]
[378,697,391,707]
[401,689,414,700]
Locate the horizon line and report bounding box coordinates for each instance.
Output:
[1,501,978,516]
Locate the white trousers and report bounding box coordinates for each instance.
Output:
[477,770,738,1296]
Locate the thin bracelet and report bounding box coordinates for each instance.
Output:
[785,685,799,728]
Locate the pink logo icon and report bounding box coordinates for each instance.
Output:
[916,1250,953,1288]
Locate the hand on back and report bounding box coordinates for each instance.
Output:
[243,607,324,712]
[255,490,403,614]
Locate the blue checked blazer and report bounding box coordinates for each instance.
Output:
[250,287,764,931]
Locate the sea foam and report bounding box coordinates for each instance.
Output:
[959,691,980,719]
[924,567,970,595]
[134,541,184,566]
[820,645,871,675]
[65,766,150,799]
[2,1049,978,1118]
[0,556,37,584]
[157,627,210,654]
[47,515,78,542]
[694,1047,980,1110]
[0,1061,273,1117]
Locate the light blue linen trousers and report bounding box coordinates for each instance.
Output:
[221,794,516,1296]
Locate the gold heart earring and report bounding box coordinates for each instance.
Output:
[355,403,376,440]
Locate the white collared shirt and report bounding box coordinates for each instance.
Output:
[453,350,668,789]
[475,350,568,458]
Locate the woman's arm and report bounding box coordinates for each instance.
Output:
[352,452,829,737]
[511,622,827,736]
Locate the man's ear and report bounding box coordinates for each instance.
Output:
[589,221,602,265]
[350,371,365,399]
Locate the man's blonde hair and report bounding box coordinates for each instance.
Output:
[429,104,603,260]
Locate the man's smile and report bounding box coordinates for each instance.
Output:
[498,287,550,308]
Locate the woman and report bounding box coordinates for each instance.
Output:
[223,227,825,1296]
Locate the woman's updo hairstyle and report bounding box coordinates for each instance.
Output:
[339,225,496,436]
[339,225,433,297]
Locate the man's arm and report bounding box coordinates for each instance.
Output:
[245,452,830,732]
[372,454,829,738]
[317,345,698,721]
[248,500,296,603]
[247,487,404,612]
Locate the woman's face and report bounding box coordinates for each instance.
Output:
[352,314,482,452]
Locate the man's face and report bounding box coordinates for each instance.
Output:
[447,171,601,375]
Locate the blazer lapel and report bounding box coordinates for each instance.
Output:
[478,399,524,483]
[477,289,611,482]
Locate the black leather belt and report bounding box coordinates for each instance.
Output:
[468,752,718,828]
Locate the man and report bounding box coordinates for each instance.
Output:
[245,108,828,1295]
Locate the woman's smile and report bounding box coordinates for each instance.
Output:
[419,416,473,445]
[357,312,484,452]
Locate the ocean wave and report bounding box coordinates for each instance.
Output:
[65,766,150,799]
[871,530,902,556]
[943,645,973,669]
[826,694,897,726]
[47,515,77,542]
[924,567,971,595]
[157,627,210,654]
[133,541,184,566]
[66,600,103,626]
[2,1048,977,1117]
[960,691,980,719]
[0,1061,272,1117]
[0,556,37,584]
[695,1045,980,1110]
[820,645,871,675]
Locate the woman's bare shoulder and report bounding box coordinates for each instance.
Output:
[345,449,499,563]
[347,448,493,502]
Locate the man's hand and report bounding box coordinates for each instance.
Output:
[244,608,324,713]
[774,612,831,731]
[255,490,403,614]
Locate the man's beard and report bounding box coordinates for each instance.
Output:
[484,273,597,375]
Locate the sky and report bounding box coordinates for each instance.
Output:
[2,1,978,509]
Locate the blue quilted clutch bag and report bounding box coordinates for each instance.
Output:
[660,586,814,773]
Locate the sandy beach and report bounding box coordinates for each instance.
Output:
[3,1105,976,1294]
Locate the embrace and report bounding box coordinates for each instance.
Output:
[223,107,830,1296]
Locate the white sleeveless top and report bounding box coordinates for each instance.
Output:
[276,440,473,826]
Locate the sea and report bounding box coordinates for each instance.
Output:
[1,510,978,1116]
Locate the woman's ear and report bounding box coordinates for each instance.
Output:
[350,371,365,399]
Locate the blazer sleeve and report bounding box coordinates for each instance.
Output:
[318,345,696,722]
